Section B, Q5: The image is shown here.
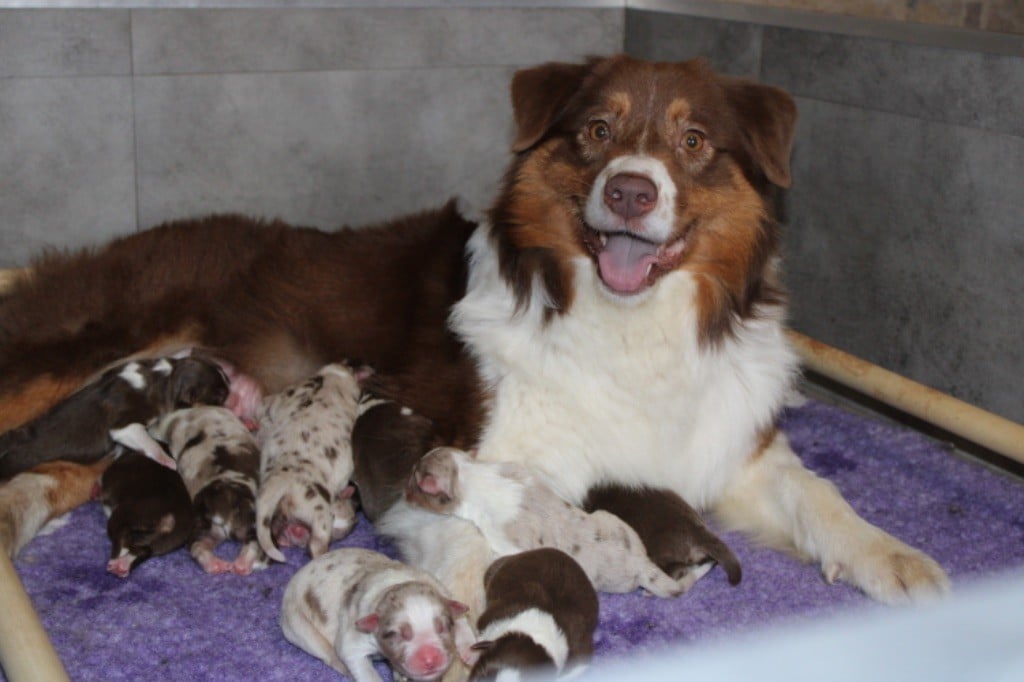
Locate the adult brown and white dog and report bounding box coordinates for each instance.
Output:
[0,55,948,611]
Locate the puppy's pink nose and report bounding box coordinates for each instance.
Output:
[604,173,658,220]
[411,644,446,673]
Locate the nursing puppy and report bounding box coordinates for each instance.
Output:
[470,548,599,681]
[280,547,478,682]
[149,406,266,575]
[583,484,742,586]
[256,363,364,562]
[0,56,949,610]
[351,394,438,523]
[406,447,706,598]
[101,446,196,577]
[0,356,229,479]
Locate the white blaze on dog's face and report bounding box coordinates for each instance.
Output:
[358,585,467,681]
[489,54,797,341]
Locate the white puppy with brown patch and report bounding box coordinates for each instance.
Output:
[405,447,708,598]
[280,547,478,682]
[149,405,267,575]
[255,363,364,562]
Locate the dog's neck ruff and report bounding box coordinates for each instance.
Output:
[450,222,798,509]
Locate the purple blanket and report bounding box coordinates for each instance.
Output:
[8,400,1024,681]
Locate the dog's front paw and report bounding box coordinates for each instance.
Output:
[824,535,950,605]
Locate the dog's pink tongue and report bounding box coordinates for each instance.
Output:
[597,234,659,294]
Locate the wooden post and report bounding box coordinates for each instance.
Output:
[0,551,70,681]
[788,330,1024,466]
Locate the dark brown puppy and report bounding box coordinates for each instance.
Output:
[583,484,742,586]
[0,356,229,480]
[470,548,599,681]
[350,394,438,523]
[101,448,196,577]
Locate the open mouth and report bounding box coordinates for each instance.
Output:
[582,225,689,296]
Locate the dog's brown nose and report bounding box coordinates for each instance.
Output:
[604,173,658,220]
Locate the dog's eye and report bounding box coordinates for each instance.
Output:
[683,130,706,152]
[588,120,611,142]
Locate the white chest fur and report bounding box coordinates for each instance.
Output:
[451,225,798,509]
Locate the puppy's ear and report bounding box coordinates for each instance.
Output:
[723,77,798,188]
[510,57,603,152]
[416,473,444,496]
[355,614,379,633]
[446,600,469,618]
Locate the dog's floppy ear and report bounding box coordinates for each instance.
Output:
[723,77,798,188]
[510,58,600,153]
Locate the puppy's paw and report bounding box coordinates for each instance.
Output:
[824,537,950,605]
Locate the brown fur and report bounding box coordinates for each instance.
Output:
[471,548,598,680]
[0,204,485,444]
[490,55,794,340]
[351,396,439,523]
[583,484,742,586]
[101,450,196,576]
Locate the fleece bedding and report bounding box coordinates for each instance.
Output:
[6,398,1024,681]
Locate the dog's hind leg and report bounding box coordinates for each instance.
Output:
[712,431,951,605]
[0,458,111,557]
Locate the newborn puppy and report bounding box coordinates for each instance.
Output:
[351,394,437,523]
[255,363,365,562]
[470,548,598,681]
[101,446,196,577]
[583,484,742,586]
[280,547,478,682]
[406,447,709,598]
[149,406,266,575]
[0,356,229,479]
[0,458,112,558]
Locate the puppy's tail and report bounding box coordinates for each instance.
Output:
[255,475,291,563]
[704,533,743,586]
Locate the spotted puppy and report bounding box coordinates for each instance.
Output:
[470,548,598,681]
[406,447,709,598]
[280,547,478,682]
[148,405,267,575]
[256,363,365,562]
[101,445,196,577]
[0,356,229,479]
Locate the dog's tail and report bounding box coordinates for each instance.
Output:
[254,475,292,563]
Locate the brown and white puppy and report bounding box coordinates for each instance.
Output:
[0,356,229,479]
[406,447,707,598]
[100,446,196,577]
[149,406,266,575]
[280,547,478,682]
[255,363,364,562]
[583,484,742,586]
[0,56,949,609]
[351,394,437,523]
[0,458,111,558]
[470,548,598,681]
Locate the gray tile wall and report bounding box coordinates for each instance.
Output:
[629,11,1024,424]
[0,6,623,264]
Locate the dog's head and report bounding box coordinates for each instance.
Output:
[489,55,797,341]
